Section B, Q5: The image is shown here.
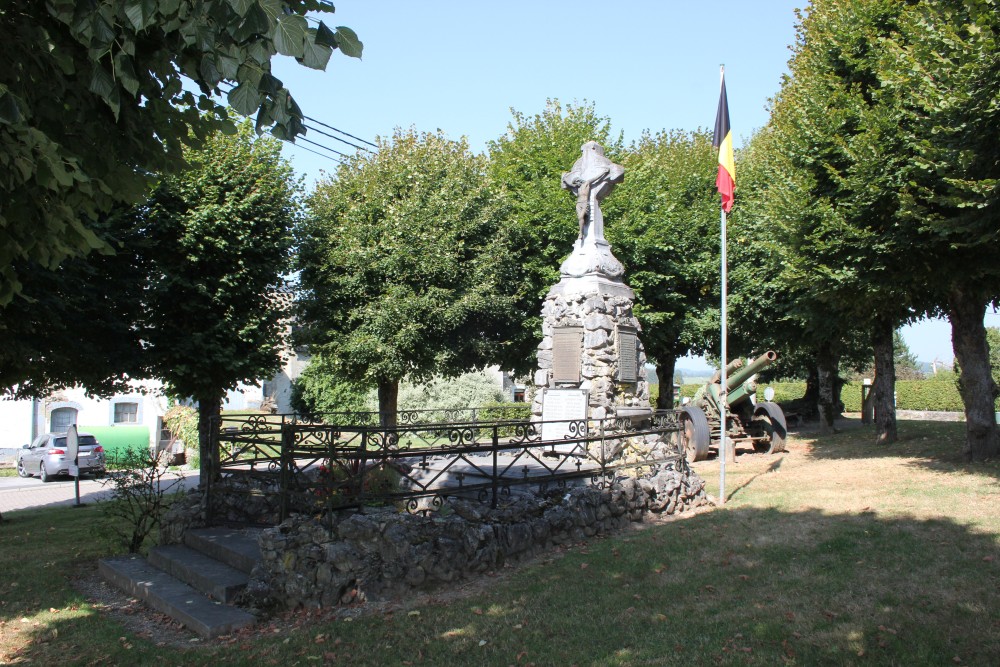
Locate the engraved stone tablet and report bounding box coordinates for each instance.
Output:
[617,327,638,382]
[541,388,589,443]
[552,326,584,384]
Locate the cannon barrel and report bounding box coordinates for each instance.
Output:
[725,351,776,393]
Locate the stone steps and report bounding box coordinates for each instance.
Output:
[147,544,250,604]
[99,527,262,638]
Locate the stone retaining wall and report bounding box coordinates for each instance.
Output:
[238,465,709,611]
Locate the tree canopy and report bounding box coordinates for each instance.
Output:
[140,121,301,479]
[296,128,522,423]
[0,0,360,305]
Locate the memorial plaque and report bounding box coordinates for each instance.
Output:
[552,326,583,384]
[617,327,638,382]
[541,388,589,443]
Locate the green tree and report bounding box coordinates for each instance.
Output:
[892,331,923,381]
[881,0,1000,460]
[291,354,373,417]
[297,128,520,426]
[486,100,623,369]
[0,210,147,397]
[0,1,360,305]
[607,130,721,408]
[139,121,300,482]
[988,328,1000,391]
[737,0,917,438]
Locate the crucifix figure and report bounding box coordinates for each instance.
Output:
[561,141,624,244]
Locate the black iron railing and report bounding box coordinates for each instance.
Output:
[208,410,685,526]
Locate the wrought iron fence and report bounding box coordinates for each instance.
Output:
[208,410,685,527]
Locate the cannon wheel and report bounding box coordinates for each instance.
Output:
[680,406,711,462]
[753,402,787,454]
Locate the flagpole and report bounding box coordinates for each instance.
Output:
[718,65,729,507]
[719,205,728,506]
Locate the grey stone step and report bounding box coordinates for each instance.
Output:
[148,544,249,604]
[99,555,255,638]
[184,527,261,574]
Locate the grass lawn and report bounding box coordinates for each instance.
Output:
[1,417,998,665]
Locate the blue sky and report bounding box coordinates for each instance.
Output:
[270,0,997,363]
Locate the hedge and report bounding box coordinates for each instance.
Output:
[680,380,983,412]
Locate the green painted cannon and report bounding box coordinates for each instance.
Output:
[680,351,787,462]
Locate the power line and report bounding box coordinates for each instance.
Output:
[301,121,374,153]
[302,116,378,149]
[214,81,376,154]
[286,141,344,165]
[297,136,350,159]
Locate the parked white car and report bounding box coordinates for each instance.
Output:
[16,432,107,482]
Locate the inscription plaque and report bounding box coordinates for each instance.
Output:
[617,327,638,382]
[541,388,589,443]
[552,326,584,384]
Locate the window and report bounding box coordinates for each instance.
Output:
[114,402,139,424]
[50,407,77,433]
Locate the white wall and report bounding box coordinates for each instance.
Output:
[0,399,36,448]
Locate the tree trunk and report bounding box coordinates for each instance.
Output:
[197,393,223,486]
[948,288,1000,461]
[655,357,677,409]
[816,344,840,434]
[377,379,399,429]
[797,364,819,419]
[871,318,898,445]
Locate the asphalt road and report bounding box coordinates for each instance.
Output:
[0,469,200,515]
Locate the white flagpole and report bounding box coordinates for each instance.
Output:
[718,65,729,507]
[720,206,728,506]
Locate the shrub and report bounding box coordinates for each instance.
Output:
[397,371,505,412]
[163,405,199,469]
[100,447,183,554]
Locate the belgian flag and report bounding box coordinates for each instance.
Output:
[713,73,736,213]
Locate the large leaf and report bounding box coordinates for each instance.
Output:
[334,26,363,58]
[199,54,222,85]
[273,14,307,57]
[314,22,337,48]
[226,0,256,17]
[300,30,333,70]
[88,64,116,101]
[0,86,25,124]
[228,83,262,116]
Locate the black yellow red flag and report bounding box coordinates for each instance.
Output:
[713,73,736,213]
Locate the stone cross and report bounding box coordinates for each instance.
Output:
[561,141,624,245]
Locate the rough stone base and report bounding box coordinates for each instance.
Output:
[242,465,709,611]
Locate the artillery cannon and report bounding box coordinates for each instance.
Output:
[679,351,787,462]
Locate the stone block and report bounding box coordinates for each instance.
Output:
[584,313,614,331]
[584,329,609,349]
[533,369,549,386]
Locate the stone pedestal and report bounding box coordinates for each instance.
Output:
[533,141,651,423]
[532,278,650,421]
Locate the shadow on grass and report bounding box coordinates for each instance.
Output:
[4,503,1000,665]
[793,416,1000,481]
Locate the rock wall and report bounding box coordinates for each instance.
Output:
[242,465,708,611]
[533,288,650,420]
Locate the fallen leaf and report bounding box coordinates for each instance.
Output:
[580,563,589,570]
[478,639,487,647]
[739,575,750,581]
[983,556,995,563]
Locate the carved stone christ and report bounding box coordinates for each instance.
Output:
[561,141,624,244]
